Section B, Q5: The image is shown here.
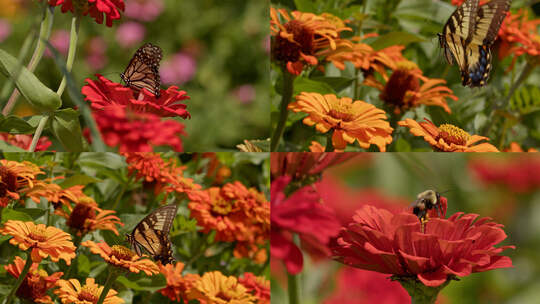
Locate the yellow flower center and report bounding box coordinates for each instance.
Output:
[328,102,355,122]
[78,285,99,303]
[395,60,419,71]
[212,198,233,215]
[437,124,470,146]
[111,245,136,261]
[29,226,48,242]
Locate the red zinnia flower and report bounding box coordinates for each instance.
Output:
[82,74,190,119]
[239,272,270,304]
[332,205,515,287]
[468,156,540,193]
[42,0,125,27]
[270,152,357,180]
[92,106,186,152]
[271,176,341,274]
[0,133,52,151]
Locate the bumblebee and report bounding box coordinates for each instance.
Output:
[412,190,443,230]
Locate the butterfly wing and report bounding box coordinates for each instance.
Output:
[120,43,163,97]
[127,204,177,264]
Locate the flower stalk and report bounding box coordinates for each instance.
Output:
[96,267,120,304]
[393,276,451,304]
[287,271,299,304]
[271,68,295,151]
[57,15,81,97]
[28,115,49,152]
[4,256,33,304]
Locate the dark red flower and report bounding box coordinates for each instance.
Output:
[93,105,185,152]
[43,0,125,27]
[270,152,357,180]
[271,176,341,274]
[332,205,515,287]
[324,267,410,304]
[0,133,52,151]
[82,74,190,118]
[469,156,540,193]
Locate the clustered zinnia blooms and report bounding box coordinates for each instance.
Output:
[82,74,191,118]
[503,142,538,152]
[399,118,499,152]
[324,267,410,304]
[271,176,341,274]
[238,272,271,304]
[90,105,186,152]
[468,156,540,193]
[42,0,125,27]
[270,152,357,180]
[332,204,515,287]
[23,182,92,210]
[0,159,44,207]
[54,278,124,304]
[0,220,76,264]
[288,92,394,151]
[187,271,257,304]
[0,133,52,151]
[124,152,202,197]
[158,262,200,302]
[82,240,159,275]
[188,181,270,263]
[270,7,353,75]
[4,256,64,304]
[364,60,457,115]
[199,152,232,185]
[496,9,540,63]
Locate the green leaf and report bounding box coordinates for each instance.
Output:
[0,48,61,112]
[17,208,46,220]
[395,138,412,152]
[0,115,36,134]
[49,108,84,151]
[1,208,33,223]
[77,153,126,170]
[294,0,316,12]
[59,174,101,188]
[77,254,90,274]
[370,32,425,51]
[293,77,335,96]
[310,76,356,93]
[117,275,167,292]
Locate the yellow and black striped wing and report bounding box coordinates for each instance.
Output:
[120,43,162,97]
[127,204,177,264]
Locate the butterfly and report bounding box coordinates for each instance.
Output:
[125,204,177,265]
[438,0,511,87]
[120,43,163,97]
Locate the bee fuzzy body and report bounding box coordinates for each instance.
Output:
[412,190,444,231]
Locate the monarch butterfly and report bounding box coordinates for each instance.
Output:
[438,0,511,87]
[125,204,177,264]
[120,43,163,97]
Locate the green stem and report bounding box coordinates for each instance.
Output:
[28,115,49,152]
[56,16,80,97]
[5,256,33,304]
[325,132,334,152]
[111,185,127,210]
[1,3,54,115]
[271,69,296,151]
[63,234,82,279]
[394,276,451,304]
[287,271,299,304]
[96,268,119,304]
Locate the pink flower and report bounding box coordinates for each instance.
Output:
[0,19,11,43]
[160,52,197,85]
[271,176,341,274]
[232,85,256,104]
[0,133,52,151]
[85,37,108,70]
[332,205,515,287]
[116,21,146,48]
[44,30,70,58]
[124,0,164,22]
[82,74,190,118]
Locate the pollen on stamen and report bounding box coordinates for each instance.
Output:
[29,226,48,243]
[78,284,100,303]
[437,124,470,146]
[328,103,355,122]
[111,245,136,260]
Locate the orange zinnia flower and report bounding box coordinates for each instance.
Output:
[4,256,63,304]
[0,159,44,207]
[187,271,256,304]
[288,92,393,151]
[158,262,200,302]
[54,278,124,304]
[504,142,538,152]
[498,9,540,62]
[81,240,159,275]
[24,182,92,210]
[270,7,353,75]
[0,220,76,264]
[55,198,124,237]
[124,152,201,197]
[364,60,457,114]
[239,273,270,304]
[188,181,269,262]
[398,118,499,152]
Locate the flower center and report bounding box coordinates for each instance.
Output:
[78,285,100,303]
[328,102,355,122]
[380,63,420,111]
[272,20,314,63]
[437,124,470,146]
[67,203,96,231]
[29,226,48,242]
[111,245,136,260]
[0,165,18,197]
[212,198,233,215]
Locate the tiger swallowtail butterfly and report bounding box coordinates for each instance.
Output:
[120,43,163,97]
[126,204,177,265]
[438,0,511,87]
